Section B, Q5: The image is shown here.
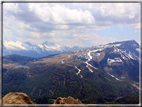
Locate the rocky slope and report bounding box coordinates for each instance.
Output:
[54,96,83,104]
[3,92,36,104]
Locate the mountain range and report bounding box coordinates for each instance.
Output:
[3,40,141,104]
[3,40,82,58]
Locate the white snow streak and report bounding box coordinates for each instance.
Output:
[61,60,64,64]
[75,66,81,75]
[61,59,64,64]
[127,54,135,60]
[86,64,94,72]
[85,48,104,72]
[107,72,120,81]
[85,62,97,70]
[136,48,140,52]
[74,66,83,78]
[128,51,136,60]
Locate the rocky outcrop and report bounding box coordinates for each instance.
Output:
[3,92,36,104]
[54,96,83,104]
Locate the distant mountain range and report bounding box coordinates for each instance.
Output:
[3,40,82,58]
[3,40,140,104]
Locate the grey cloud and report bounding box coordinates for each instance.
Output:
[4,3,41,23]
[91,4,139,26]
[30,22,56,32]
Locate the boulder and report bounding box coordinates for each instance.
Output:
[54,96,83,104]
[3,92,36,104]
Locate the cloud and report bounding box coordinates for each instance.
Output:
[95,3,139,23]
[70,32,120,47]
[30,32,41,38]
[3,3,140,48]
[126,23,140,33]
[91,3,140,33]
[28,3,95,25]
[3,3,23,14]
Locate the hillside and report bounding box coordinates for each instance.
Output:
[3,40,140,104]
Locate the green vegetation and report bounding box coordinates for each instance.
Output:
[29,96,56,104]
[3,62,139,103]
[115,95,139,104]
[28,95,139,104]
[3,54,38,65]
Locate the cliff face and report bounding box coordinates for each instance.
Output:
[3,92,36,104]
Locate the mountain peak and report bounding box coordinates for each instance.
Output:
[42,41,56,46]
[107,40,139,46]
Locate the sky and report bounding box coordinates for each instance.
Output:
[3,2,140,48]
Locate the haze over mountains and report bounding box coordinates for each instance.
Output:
[3,40,82,58]
[3,40,140,103]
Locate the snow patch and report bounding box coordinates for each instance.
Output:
[75,66,83,78]
[107,58,122,64]
[4,40,27,50]
[127,54,135,60]
[75,66,81,75]
[136,48,140,52]
[96,53,101,56]
[61,59,64,64]
[128,51,136,60]
[107,72,120,81]
[61,60,64,64]
[86,65,93,72]
[85,62,97,70]
[113,44,121,47]
[123,52,136,60]
[85,48,105,72]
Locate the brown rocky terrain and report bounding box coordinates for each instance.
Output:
[54,96,83,104]
[50,96,85,107]
[3,92,84,107]
[3,92,36,104]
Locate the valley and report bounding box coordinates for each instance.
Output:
[2,40,140,104]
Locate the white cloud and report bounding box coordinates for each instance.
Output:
[55,25,69,30]
[3,3,23,14]
[18,22,36,31]
[70,32,120,47]
[28,3,95,24]
[97,3,139,20]
[30,32,41,38]
[3,3,140,48]
[127,23,140,33]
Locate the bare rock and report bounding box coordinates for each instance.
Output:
[54,96,83,104]
[3,92,36,104]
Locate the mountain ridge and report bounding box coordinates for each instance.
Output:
[3,40,140,103]
[3,40,82,58]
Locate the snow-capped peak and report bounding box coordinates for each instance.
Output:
[4,40,27,50]
[42,41,56,46]
[3,40,62,55]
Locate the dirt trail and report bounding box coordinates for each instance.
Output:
[130,83,139,90]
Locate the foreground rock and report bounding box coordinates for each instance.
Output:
[3,92,36,104]
[54,96,83,104]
